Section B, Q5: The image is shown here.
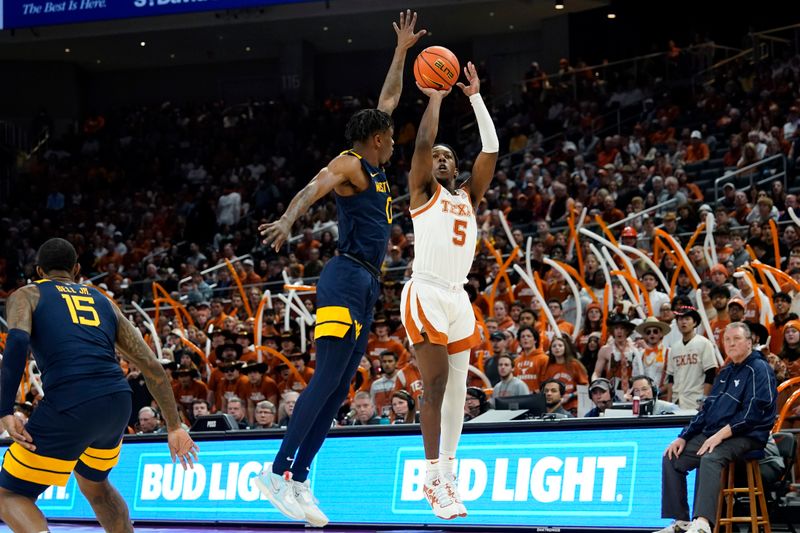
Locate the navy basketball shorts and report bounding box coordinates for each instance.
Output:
[0,390,132,497]
[314,255,380,345]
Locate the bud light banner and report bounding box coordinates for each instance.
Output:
[0,0,315,30]
[0,425,694,529]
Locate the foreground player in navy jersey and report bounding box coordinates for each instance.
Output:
[256,10,425,527]
[0,238,198,533]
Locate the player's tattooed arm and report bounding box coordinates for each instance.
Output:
[260,155,362,251]
[113,306,182,431]
[4,286,38,334]
[378,9,426,115]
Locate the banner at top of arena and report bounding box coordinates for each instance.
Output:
[1,0,315,30]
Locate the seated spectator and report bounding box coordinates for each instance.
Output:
[370,351,401,417]
[190,399,210,426]
[464,387,490,421]
[252,400,279,429]
[350,391,381,425]
[630,375,679,415]
[656,322,776,533]
[541,379,573,417]
[137,406,165,434]
[226,397,250,430]
[278,391,300,427]
[684,130,709,162]
[584,378,613,417]
[390,390,418,424]
[492,354,530,402]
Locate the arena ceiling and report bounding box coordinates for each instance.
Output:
[0,0,607,70]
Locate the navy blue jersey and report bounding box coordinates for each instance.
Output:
[335,150,392,270]
[29,280,129,409]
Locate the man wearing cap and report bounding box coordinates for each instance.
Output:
[665,305,718,410]
[633,317,671,390]
[661,212,678,236]
[720,183,736,211]
[655,322,776,533]
[208,340,243,392]
[384,246,407,282]
[584,379,614,417]
[240,258,262,285]
[172,364,209,417]
[685,130,709,163]
[594,315,640,399]
[242,362,279,426]
[708,263,739,299]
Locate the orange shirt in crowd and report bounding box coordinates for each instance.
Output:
[366,338,409,368]
[242,377,280,407]
[685,143,710,163]
[513,350,549,392]
[542,359,589,412]
[214,375,249,411]
[173,380,210,413]
[768,321,785,355]
[709,316,730,358]
[283,367,315,393]
[394,364,424,403]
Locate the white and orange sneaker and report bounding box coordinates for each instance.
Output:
[423,476,462,520]
[442,471,468,517]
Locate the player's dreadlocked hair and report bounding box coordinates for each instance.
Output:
[37,238,78,274]
[345,109,393,144]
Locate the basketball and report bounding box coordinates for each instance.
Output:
[414,46,460,90]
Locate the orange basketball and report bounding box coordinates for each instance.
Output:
[414,46,460,90]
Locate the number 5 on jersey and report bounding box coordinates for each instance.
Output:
[61,294,100,326]
[453,219,468,246]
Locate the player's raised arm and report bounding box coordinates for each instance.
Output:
[408,84,450,208]
[259,155,362,251]
[113,305,199,469]
[377,9,427,115]
[0,287,37,450]
[457,61,499,206]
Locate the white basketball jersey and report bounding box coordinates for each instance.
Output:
[409,184,477,285]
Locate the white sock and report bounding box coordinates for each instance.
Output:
[425,459,440,482]
[439,455,455,476]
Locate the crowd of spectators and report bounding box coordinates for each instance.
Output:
[2,39,800,435]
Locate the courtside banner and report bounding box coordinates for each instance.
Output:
[1,0,314,30]
[0,424,694,529]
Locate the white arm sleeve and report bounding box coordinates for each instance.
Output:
[469,93,499,153]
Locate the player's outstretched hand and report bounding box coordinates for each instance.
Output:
[393,9,427,51]
[168,428,199,470]
[1,414,35,451]
[416,82,451,100]
[259,218,291,251]
[456,61,480,97]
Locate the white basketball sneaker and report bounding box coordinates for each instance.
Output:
[423,475,462,520]
[442,471,468,517]
[254,470,305,521]
[293,479,329,528]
